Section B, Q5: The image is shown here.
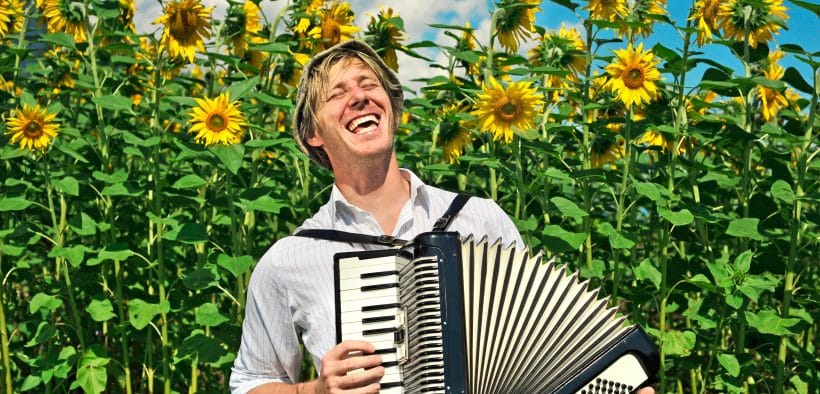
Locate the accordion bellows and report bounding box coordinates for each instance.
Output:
[335,232,659,393]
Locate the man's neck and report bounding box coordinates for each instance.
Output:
[333,154,410,235]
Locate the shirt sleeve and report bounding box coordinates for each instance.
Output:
[229,246,302,393]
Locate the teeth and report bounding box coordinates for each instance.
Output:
[346,114,379,132]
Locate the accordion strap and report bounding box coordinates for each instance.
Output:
[293,194,471,246]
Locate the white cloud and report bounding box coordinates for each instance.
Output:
[132,0,493,91]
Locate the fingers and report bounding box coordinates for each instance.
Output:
[318,341,385,393]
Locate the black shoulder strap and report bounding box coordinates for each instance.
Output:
[432,194,471,231]
[292,229,407,247]
[293,194,471,245]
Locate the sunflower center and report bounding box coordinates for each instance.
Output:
[624,67,645,89]
[24,120,44,137]
[207,114,227,132]
[322,19,342,45]
[498,100,519,120]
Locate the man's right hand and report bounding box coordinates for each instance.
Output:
[313,340,385,394]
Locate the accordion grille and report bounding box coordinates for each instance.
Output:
[461,238,628,393]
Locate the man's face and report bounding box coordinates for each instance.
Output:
[307,58,394,170]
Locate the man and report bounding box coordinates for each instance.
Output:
[230,40,654,394]
[230,40,522,393]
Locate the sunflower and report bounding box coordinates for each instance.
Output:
[636,130,689,154]
[153,0,213,62]
[307,2,359,50]
[757,59,788,122]
[227,0,263,56]
[472,77,544,143]
[494,0,540,53]
[718,0,788,48]
[438,103,474,163]
[0,0,25,39]
[590,133,625,168]
[585,0,628,22]
[5,104,60,151]
[365,7,405,71]
[690,0,721,46]
[604,43,662,108]
[528,25,587,75]
[43,0,88,43]
[618,0,668,39]
[457,22,482,78]
[188,93,247,146]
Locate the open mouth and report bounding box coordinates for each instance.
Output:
[346,114,381,134]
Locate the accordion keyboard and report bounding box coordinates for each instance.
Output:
[337,254,405,393]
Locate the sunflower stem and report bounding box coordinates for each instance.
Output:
[484,9,501,82]
[775,56,817,394]
[0,252,12,394]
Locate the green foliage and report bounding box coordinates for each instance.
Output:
[0,1,816,393]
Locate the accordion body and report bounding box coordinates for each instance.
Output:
[334,232,660,393]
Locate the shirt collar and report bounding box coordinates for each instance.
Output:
[328,169,428,227]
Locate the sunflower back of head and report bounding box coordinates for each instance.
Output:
[293,40,404,170]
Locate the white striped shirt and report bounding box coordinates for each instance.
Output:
[230,170,523,393]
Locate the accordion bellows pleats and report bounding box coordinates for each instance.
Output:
[335,232,659,393]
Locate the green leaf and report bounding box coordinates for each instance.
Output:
[733,250,753,274]
[634,258,662,289]
[48,245,91,267]
[92,169,129,184]
[608,230,635,249]
[717,353,741,377]
[174,223,209,244]
[89,243,134,266]
[209,144,245,175]
[789,0,819,17]
[172,174,209,189]
[249,92,293,108]
[782,66,813,94]
[53,177,80,196]
[226,76,260,101]
[658,207,694,226]
[20,375,41,391]
[745,309,801,336]
[237,196,287,214]
[550,197,588,219]
[726,294,744,309]
[217,254,254,277]
[0,197,32,211]
[178,332,228,363]
[85,299,116,322]
[580,259,606,279]
[77,346,110,394]
[128,299,163,330]
[634,182,666,202]
[662,330,696,356]
[68,213,97,236]
[454,50,480,64]
[771,180,795,204]
[752,76,785,90]
[91,94,133,111]
[687,273,718,292]
[196,303,230,327]
[0,244,24,256]
[29,293,63,314]
[738,274,779,300]
[183,267,218,290]
[541,225,585,253]
[725,218,764,240]
[706,260,732,289]
[101,182,144,197]
[26,321,56,347]
[39,32,75,49]
[698,172,739,187]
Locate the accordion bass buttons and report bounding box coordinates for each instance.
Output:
[395,307,409,365]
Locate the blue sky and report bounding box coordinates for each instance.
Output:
[134,1,818,92]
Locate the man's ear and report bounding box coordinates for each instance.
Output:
[306,132,323,148]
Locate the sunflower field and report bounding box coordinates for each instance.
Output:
[0,0,817,392]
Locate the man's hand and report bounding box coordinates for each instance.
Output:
[314,340,384,394]
[637,387,656,394]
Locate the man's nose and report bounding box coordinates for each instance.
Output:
[348,87,368,109]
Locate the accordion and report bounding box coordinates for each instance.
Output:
[334,231,659,393]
